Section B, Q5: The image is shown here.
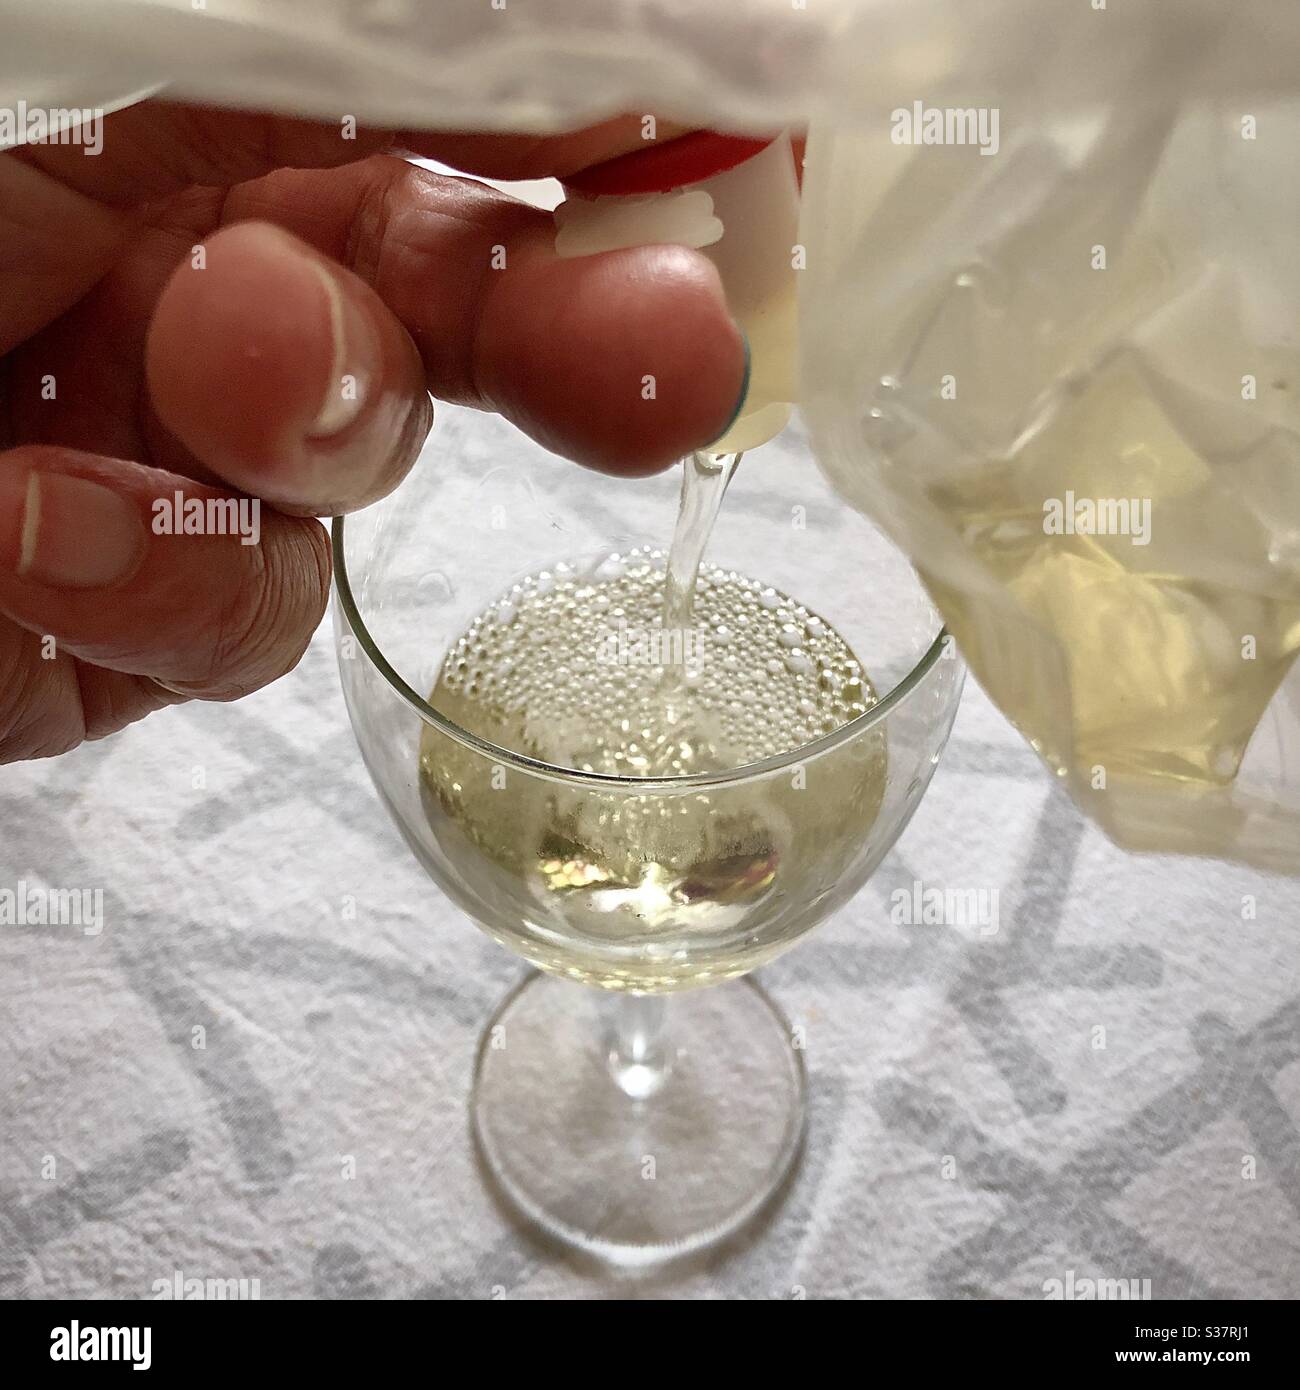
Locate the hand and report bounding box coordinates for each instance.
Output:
[0,103,748,762]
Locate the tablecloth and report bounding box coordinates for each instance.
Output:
[3,552,1298,1299]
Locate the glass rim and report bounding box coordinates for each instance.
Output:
[331,513,953,791]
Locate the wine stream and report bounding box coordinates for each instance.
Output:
[658,450,743,715]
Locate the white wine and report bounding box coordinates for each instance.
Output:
[803,105,1300,861]
[430,551,873,770]
[861,344,1300,855]
[419,549,887,991]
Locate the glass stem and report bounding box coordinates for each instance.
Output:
[606,993,673,1100]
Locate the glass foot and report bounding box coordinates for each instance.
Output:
[471,972,806,1268]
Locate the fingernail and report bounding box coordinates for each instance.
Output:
[0,469,146,589]
[308,261,374,438]
[709,326,751,446]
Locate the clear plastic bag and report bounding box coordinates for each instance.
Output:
[3,0,1298,867]
[803,95,1300,871]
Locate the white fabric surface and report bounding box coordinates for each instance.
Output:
[2,589,1298,1299]
[0,0,1297,1306]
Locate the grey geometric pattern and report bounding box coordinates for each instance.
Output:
[2,620,1298,1299]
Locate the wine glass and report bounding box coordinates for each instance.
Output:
[331,403,964,1266]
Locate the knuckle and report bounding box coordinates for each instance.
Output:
[0,629,85,763]
[200,524,328,699]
